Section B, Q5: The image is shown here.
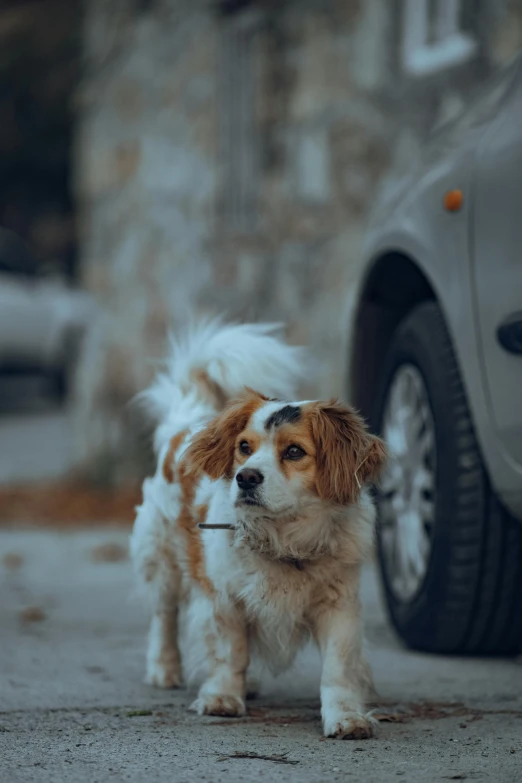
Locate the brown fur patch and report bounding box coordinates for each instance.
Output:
[157,608,182,687]
[190,369,228,410]
[176,462,214,595]
[233,430,262,466]
[274,423,317,483]
[356,436,388,487]
[185,390,267,480]
[195,503,208,524]
[162,430,189,484]
[305,401,387,505]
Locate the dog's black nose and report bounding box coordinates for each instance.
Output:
[236,468,264,491]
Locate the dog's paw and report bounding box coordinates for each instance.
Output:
[189,694,246,717]
[323,712,375,740]
[145,660,182,689]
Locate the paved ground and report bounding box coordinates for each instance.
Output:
[0,411,72,484]
[0,376,72,484]
[1,529,521,782]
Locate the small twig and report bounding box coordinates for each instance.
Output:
[215,751,298,765]
[198,523,236,530]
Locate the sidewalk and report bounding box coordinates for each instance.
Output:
[1,529,521,782]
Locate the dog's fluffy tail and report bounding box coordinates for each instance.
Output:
[141,318,305,452]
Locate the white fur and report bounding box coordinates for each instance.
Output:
[140,318,305,454]
[130,319,377,740]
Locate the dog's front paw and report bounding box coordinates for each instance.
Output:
[189,694,246,717]
[323,712,375,740]
[145,659,182,689]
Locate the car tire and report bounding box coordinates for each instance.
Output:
[373,301,522,655]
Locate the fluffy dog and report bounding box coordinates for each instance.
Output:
[131,320,386,739]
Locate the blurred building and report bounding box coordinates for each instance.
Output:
[73,0,522,479]
[0,0,80,279]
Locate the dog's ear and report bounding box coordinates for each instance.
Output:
[184,390,265,480]
[309,400,387,505]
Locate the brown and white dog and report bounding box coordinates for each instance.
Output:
[131,320,386,739]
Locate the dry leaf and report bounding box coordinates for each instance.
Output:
[90,542,128,563]
[19,607,46,623]
[3,553,23,570]
[0,482,140,527]
[373,712,408,723]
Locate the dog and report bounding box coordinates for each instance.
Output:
[130,319,386,739]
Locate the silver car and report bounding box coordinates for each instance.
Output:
[348,56,522,655]
[0,230,93,399]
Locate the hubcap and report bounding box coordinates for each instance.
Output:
[378,364,436,602]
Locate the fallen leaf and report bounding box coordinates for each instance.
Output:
[19,607,46,623]
[3,553,23,570]
[90,543,128,563]
[373,712,408,723]
[126,710,153,717]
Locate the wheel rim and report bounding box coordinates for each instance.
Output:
[378,364,436,603]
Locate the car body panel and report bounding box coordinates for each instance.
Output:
[355,56,522,519]
[472,73,522,468]
[0,273,52,360]
[0,272,94,372]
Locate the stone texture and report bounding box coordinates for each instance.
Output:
[74,0,522,480]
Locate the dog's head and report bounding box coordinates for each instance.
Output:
[186,390,386,518]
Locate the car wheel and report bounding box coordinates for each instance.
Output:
[373,301,522,654]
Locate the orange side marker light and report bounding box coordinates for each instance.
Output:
[444,189,463,212]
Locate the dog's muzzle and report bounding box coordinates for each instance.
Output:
[236,468,264,506]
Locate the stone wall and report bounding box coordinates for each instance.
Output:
[74,0,522,481]
[74,0,219,478]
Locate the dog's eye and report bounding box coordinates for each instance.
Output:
[239,441,252,455]
[285,445,305,460]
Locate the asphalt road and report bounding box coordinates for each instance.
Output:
[1,529,521,782]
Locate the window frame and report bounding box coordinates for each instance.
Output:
[219,7,262,233]
[401,0,478,77]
